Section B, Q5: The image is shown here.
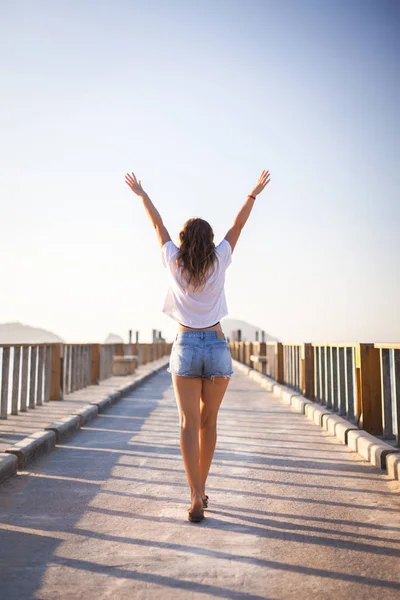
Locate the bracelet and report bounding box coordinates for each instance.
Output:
[247,194,256,200]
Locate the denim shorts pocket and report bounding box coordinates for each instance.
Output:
[207,342,233,376]
[169,343,196,376]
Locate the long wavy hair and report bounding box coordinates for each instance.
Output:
[176,218,216,293]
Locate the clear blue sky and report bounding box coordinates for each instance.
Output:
[1,0,399,343]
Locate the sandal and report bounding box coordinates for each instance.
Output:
[188,508,205,523]
[202,495,209,509]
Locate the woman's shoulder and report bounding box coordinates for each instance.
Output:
[215,239,232,253]
[215,239,232,266]
[162,240,179,251]
[161,241,179,268]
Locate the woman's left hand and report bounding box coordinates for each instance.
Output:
[125,172,146,197]
[249,170,270,198]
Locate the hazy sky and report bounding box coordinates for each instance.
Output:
[1,0,399,343]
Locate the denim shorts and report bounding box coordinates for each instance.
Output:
[168,331,234,379]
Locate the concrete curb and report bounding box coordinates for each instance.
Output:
[109,391,122,404]
[387,454,400,480]
[232,359,400,480]
[0,359,169,480]
[45,415,81,443]
[90,396,113,413]
[347,429,398,470]
[5,431,56,469]
[72,405,99,425]
[0,454,18,484]
[305,403,331,427]
[291,396,312,414]
[322,414,359,445]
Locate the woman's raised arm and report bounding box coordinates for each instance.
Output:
[125,172,171,248]
[224,170,270,252]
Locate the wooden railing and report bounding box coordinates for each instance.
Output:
[0,344,53,418]
[375,344,400,445]
[63,344,94,395]
[0,341,171,419]
[229,340,399,443]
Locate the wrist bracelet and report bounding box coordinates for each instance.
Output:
[247,194,256,200]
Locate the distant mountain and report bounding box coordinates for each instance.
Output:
[0,322,64,344]
[221,318,279,342]
[104,333,124,344]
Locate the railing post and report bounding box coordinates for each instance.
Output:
[76,346,82,391]
[91,344,100,385]
[1,347,10,419]
[85,345,90,386]
[36,345,44,406]
[259,342,266,374]
[394,349,400,446]
[28,346,37,408]
[50,343,63,401]
[11,345,21,415]
[275,342,284,384]
[240,342,246,364]
[44,345,52,401]
[71,346,77,392]
[20,346,29,411]
[345,347,355,419]
[355,343,382,435]
[380,348,393,438]
[114,344,124,357]
[142,344,147,365]
[302,343,314,400]
[338,347,346,415]
[248,342,254,368]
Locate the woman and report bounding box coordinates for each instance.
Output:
[125,169,270,522]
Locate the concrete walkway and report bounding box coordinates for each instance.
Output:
[0,368,399,599]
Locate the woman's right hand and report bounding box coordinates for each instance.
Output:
[125,172,147,197]
[249,170,270,197]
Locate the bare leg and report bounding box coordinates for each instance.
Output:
[199,376,230,498]
[171,374,203,513]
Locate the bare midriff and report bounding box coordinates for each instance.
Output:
[177,321,223,333]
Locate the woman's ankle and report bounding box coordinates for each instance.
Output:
[190,489,203,505]
[191,489,202,499]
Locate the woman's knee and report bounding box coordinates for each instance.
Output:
[200,409,217,429]
[180,415,200,431]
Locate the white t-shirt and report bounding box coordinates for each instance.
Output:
[161,239,232,327]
